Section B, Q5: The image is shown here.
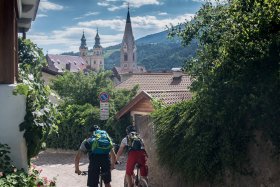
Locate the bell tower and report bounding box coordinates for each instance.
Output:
[91,28,104,71]
[79,30,88,63]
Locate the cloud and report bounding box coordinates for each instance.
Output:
[29,27,123,54]
[39,0,63,12]
[192,0,227,4]
[78,13,194,32]
[128,0,162,8]
[29,13,194,54]
[74,11,100,20]
[158,12,168,16]
[78,19,125,31]
[37,14,48,18]
[98,0,162,11]
[97,2,110,7]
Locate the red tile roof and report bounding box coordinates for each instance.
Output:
[115,73,193,119]
[113,66,146,75]
[116,73,192,91]
[146,90,192,105]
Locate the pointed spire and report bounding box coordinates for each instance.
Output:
[80,30,87,49]
[94,28,101,48]
[96,27,100,39]
[126,3,131,23]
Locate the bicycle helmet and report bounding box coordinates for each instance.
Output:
[90,125,100,132]
[126,125,136,135]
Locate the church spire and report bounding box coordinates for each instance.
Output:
[120,5,136,73]
[126,3,131,23]
[80,30,87,49]
[94,28,101,48]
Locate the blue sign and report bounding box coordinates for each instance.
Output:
[99,92,109,102]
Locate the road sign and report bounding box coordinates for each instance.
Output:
[99,92,109,102]
[100,102,109,120]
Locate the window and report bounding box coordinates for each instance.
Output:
[94,61,96,64]
[124,53,128,61]
[100,61,102,65]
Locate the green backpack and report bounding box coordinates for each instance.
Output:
[88,130,113,154]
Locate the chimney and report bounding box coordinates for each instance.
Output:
[66,62,71,71]
[171,68,182,79]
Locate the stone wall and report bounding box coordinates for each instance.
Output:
[136,116,190,187]
[137,115,280,187]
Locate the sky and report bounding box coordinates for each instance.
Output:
[28,0,208,54]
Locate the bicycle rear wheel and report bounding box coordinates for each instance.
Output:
[138,178,148,187]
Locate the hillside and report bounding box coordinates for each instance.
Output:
[104,30,197,71]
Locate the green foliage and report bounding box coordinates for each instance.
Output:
[14,38,59,163]
[0,144,13,173]
[51,71,113,106]
[46,103,99,149]
[153,0,280,183]
[0,166,56,187]
[47,71,137,149]
[0,143,56,186]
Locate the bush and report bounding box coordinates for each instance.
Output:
[0,143,56,187]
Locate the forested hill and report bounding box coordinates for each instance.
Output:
[104,29,198,71]
[62,30,198,72]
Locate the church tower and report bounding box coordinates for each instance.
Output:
[120,6,137,73]
[79,31,88,62]
[91,29,104,71]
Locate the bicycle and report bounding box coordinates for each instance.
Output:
[80,169,107,187]
[124,163,148,187]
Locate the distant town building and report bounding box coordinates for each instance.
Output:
[43,29,104,76]
[112,7,146,83]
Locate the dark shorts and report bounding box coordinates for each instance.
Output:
[88,154,111,187]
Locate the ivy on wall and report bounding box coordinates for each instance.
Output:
[14,38,59,163]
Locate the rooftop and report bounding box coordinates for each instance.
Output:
[116,72,192,91]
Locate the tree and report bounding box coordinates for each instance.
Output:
[153,0,280,183]
[47,71,138,149]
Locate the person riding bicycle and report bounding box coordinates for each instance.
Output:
[75,125,116,187]
[115,125,148,187]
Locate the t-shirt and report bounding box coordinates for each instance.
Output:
[79,139,89,153]
[121,137,128,146]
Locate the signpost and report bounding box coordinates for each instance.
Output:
[99,92,109,120]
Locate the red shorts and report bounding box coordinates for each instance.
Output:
[126,150,148,177]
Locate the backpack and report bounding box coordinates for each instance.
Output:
[127,132,143,151]
[88,130,113,154]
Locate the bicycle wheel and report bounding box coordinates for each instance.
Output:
[124,177,128,187]
[138,178,148,187]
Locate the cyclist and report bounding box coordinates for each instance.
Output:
[115,125,148,187]
[75,125,116,187]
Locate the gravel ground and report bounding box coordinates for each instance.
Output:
[32,149,126,187]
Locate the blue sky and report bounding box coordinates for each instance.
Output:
[28,0,208,54]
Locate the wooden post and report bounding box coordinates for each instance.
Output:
[0,0,17,84]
